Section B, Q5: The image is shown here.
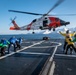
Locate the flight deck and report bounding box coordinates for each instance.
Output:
[0,39,76,75]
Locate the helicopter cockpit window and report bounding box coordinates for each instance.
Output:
[60,19,65,23]
[32,19,36,23]
[43,18,48,27]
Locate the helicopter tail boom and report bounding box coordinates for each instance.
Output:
[10,20,20,30]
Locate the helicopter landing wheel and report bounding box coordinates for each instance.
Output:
[53,28,55,31]
[49,27,51,30]
[32,32,35,34]
[39,26,43,30]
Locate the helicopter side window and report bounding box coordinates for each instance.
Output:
[32,19,36,23]
[43,18,48,27]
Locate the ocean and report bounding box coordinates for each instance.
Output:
[0,33,64,40]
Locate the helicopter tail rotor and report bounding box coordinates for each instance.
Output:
[9,16,17,26]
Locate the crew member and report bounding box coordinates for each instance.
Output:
[8,36,17,53]
[65,35,76,54]
[59,30,75,53]
[70,34,76,42]
[16,37,22,49]
[0,38,10,56]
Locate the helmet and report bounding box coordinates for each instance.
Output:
[66,30,69,34]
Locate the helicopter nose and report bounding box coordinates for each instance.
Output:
[60,21,70,26]
[60,19,70,25]
[65,22,70,25]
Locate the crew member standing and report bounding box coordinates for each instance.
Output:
[59,30,75,53]
[65,35,76,54]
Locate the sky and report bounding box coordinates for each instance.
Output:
[0,0,76,34]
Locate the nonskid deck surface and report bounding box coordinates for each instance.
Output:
[0,39,76,75]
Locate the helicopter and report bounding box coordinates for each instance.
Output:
[8,0,75,33]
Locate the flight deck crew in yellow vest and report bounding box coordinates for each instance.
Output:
[59,30,75,53]
[65,35,76,54]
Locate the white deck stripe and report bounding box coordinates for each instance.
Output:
[18,52,50,55]
[48,43,61,75]
[31,46,59,48]
[31,42,62,48]
[0,41,62,60]
[41,42,62,75]
[0,41,44,59]
[48,61,55,75]
[55,54,76,58]
[49,46,58,62]
[49,43,61,62]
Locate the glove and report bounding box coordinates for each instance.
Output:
[59,31,61,33]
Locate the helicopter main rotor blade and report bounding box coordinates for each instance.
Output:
[48,14,76,16]
[8,10,43,16]
[46,0,64,15]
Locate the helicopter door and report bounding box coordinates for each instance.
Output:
[43,18,48,27]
